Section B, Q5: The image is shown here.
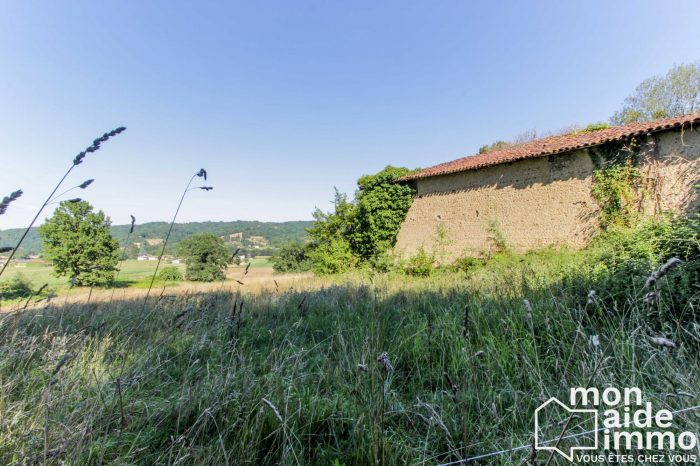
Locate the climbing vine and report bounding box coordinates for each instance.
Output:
[590,138,647,229]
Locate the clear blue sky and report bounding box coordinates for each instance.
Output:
[1,0,699,228]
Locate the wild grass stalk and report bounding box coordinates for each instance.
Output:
[142,169,211,309]
[0,127,126,279]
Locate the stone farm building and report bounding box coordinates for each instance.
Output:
[395,113,700,261]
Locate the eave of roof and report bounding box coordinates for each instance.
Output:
[398,113,700,182]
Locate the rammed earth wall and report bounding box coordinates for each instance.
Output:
[395,127,700,261]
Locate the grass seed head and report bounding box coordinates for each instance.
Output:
[0,190,23,215]
[377,352,394,372]
[523,299,533,320]
[462,303,470,339]
[78,179,94,189]
[261,398,284,423]
[650,336,677,349]
[645,257,683,288]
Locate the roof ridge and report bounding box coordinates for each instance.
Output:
[399,112,700,182]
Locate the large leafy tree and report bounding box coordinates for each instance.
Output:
[177,233,230,281]
[612,62,700,125]
[39,200,119,286]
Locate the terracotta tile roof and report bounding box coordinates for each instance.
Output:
[399,113,700,182]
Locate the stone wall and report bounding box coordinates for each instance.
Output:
[394,127,700,262]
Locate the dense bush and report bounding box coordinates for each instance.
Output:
[566,214,700,323]
[306,166,416,274]
[0,274,33,299]
[271,242,312,273]
[157,266,183,282]
[402,247,434,277]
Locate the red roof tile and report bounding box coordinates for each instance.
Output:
[399,113,700,182]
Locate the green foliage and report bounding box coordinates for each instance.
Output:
[611,62,700,125]
[308,237,357,275]
[568,214,700,322]
[350,166,416,260]
[478,140,510,154]
[270,242,312,273]
[576,122,610,133]
[177,233,230,281]
[157,266,183,282]
[486,220,509,254]
[402,247,434,277]
[449,256,484,274]
[38,200,119,286]
[0,274,33,299]
[306,166,416,274]
[591,159,643,229]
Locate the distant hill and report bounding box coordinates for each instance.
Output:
[0,220,312,257]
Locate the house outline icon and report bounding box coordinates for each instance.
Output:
[534,397,598,461]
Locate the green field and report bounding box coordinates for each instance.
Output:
[0,257,272,294]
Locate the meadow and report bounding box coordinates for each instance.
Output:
[0,257,272,302]
[0,247,697,465]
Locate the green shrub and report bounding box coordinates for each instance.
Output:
[568,214,700,323]
[271,242,312,273]
[0,274,33,300]
[402,247,434,277]
[157,266,183,282]
[450,256,484,274]
[308,238,357,275]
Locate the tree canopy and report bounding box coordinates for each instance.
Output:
[38,200,119,286]
[177,233,230,281]
[612,62,700,125]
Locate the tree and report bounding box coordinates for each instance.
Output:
[177,233,230,281]
[38,200,119,286]
[349,166,416,260]
[271,242,312,273]
[305,166,417,274]
[306,190,358,275]
[612,62,700,125]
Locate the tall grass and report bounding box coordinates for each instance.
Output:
[142,169,211,308]
[1,247,697,465]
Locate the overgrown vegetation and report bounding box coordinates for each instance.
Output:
[157,266,183,282]
[1,215,698,464]
[303,166,416,275]
[0,274,33,300]
[271,242,313,273]
[590,138,648,229]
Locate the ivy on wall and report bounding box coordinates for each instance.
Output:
[590,138,647,229]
